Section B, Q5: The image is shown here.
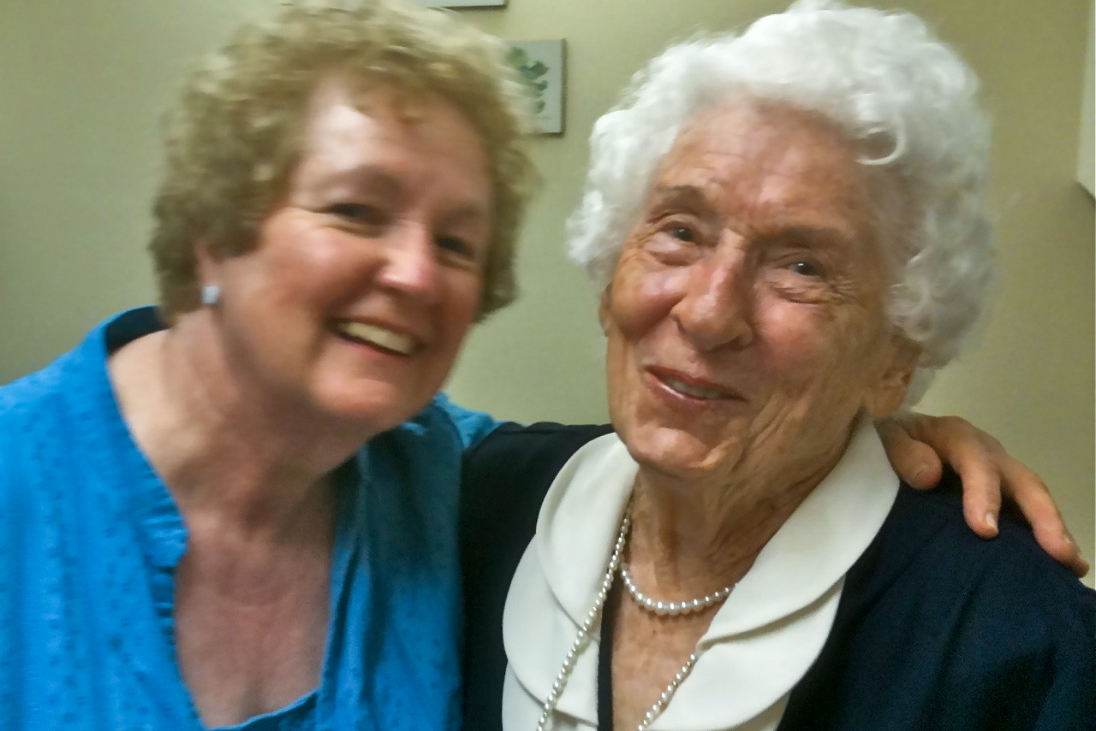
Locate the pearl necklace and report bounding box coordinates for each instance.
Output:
[534,500,631,731]
[620,562,734,616]
[535,500,734,731]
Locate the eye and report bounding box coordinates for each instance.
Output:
[668,224,696,242]
[435,234,480,265]
[641,214,706,265]
[787,260,821,277]
[328,202,388,227]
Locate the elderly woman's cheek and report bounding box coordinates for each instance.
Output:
[604,261,683,333]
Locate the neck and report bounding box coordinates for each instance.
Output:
[108,312,373,541]
[626,444,846,599]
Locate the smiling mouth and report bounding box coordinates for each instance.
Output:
[333,320,417,356]
[653,371,741,401]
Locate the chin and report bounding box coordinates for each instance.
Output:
[315,383,432,434]
[620,421,742,480]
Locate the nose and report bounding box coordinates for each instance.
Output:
[670,244,754,351]
[375,221,440,304]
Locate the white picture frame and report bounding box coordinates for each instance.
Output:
[1077,6,1094,197]
[408,0,506,7]
[508,40,566,135]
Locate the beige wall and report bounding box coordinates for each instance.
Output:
[1,0,1092,580]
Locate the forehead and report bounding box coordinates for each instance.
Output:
[294,77,492,191]
[303,77,456,134]
[654,100,874,235]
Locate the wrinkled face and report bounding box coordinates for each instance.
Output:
[602,100,917,491]
[202,78,492,433]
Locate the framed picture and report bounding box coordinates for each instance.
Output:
[1077,14,1093,197]
[508,40,566,135]
[408,0,507,7]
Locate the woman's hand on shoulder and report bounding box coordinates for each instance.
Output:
[876,412,1089,578]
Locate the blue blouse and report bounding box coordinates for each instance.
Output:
[0,308,501,731]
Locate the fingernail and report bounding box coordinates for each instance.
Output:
[984,512,997,532]
[912,465,931,484]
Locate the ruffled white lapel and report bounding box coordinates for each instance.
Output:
[503,417,899,730]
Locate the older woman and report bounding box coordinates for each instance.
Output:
[460,3,1095,730]
[0,1,1081,730]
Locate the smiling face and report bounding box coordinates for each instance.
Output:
[200,78,492,434]
[602,100,918,493]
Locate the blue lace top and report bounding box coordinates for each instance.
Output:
[0,308,501,730]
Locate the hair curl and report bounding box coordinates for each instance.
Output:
[567,0,993,404]
[150,0,537,322]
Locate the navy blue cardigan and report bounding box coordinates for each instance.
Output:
[459,422,1095,731]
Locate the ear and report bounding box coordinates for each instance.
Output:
[862,335,922,418]
[597,284,613,335]
[193,242,221,286]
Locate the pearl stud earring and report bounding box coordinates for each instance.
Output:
[200,284,221,307]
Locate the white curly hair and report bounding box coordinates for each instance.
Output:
[567,0,993,405]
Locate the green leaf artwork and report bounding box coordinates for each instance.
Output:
[508,46,549,114]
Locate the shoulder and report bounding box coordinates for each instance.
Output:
[429,393,507,449]
[1,307,159,431]
[0,362,65,427]
[459,421,610,731]
[459,421,612,555]
[844,474,1095,640]
[816,474,1093,725]
[0,343,88,464]
[783,474,1095,729]
[868,475,1091,608]
[390,394,506,452]
[0,308,167,515]
[459,421,613,544]
[462,421,614,481]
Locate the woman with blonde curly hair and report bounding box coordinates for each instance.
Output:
[0,3,534,728]
[0,1,1082,730]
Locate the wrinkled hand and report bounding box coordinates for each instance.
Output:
[877,412,1089,578]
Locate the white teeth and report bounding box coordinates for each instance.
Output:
[335,321,416,355]
[663,376,726,400]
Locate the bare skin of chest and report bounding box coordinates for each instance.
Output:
[173,523,333,727]
[610,597,718,730]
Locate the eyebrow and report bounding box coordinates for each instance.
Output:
[763,224,857,247]
[325,164,491,224]
[651,183,865,254]
[648,184,710,210]
[324,164,403,199]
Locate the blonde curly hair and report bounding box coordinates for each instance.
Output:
[150,0,537,321]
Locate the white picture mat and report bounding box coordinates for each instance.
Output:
[408,0,506,7]
[509,39,565,134]
[1077,7,1094,196]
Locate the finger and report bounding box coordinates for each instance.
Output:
[1048,533,1090,579]
[908,415,1002,537]
[1003,462,1089,578]
[1066,543,1090,579]
[951,454,1001,539]
[906,414,1088,576]
[875,416,942,489]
